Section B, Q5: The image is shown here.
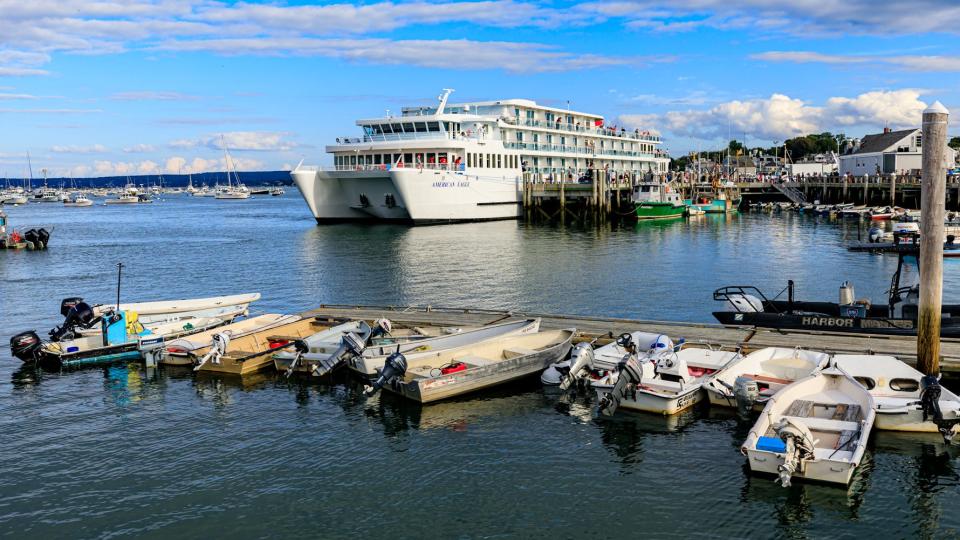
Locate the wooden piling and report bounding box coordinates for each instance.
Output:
[917,101,950,376]
[890,174,897,207]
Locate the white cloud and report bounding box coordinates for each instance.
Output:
[137,160,159,173]
[123,144,156,153]
[169,131,300,152]
[164,156,187,173]
[753,51,960,73]
[153,37,660,73]
[619,89,931,142]
[51,144,110,153]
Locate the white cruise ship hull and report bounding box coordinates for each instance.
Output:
[292,168,520,224]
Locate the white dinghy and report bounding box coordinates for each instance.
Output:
[741,366,875,486]
[592,342,741,416]
[67,293,261,325]
[704,347,830,412]
[833,354,960,440]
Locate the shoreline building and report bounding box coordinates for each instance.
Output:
[838,127,956,177]
[292,89,669,224]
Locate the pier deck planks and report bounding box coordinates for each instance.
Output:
[304,304,960,374]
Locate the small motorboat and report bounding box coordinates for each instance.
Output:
[9,302,229,368]
[0,211,52,250]
[741,366,875,486]
[57,293,261,325]
[346,318,542,377]
[869,206,897,220]
[63,193,94,207]
[364,329,575,403]
[833,354,960,440]
[593,342,741,416]
[712,253,960,337]
[703,347,830,412]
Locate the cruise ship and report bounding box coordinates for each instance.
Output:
[292,89,669,224]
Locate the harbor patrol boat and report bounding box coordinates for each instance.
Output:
[292,89,669,224]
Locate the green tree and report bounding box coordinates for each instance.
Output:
[950,136,960,150]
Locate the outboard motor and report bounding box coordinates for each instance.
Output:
[36,228,50,249]
[560,342,596,393]
[919,374,956,442]
[868,226,883,243]
[23,228,39,247]
[369,318,393,341]
[60,297,84,317]
[364,351,408,397]
[313,330,368,377]
[49,301,96,342]
[10,331,42,363]
[597,356,644,417]
[733,375,760,417]
[540,359,569,386]
[283,339,311,377]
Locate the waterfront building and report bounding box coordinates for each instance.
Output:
[292,90,669,223]
[789,153,838,177]
[838,127,957,177]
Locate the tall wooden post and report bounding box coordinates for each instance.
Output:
[917,101,950,376]
[890,174,896,206]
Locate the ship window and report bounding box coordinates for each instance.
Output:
[404,153,413,164]
[428,122,440,132]
[467,153,473,167]
[533,133,539,143]
[415,153,425,165]
[641,186,650,192]
[415,122,427,133]
[426,153,435,164]
[402,123,414,132]
[854,377,876,390]
[350,155,357,166]
[497,154,502,168]
[374,154,382,165]
[889,378,919,392]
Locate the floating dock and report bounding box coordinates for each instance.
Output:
[303,304,960,375]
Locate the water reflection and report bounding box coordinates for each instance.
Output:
[595,405,702,471]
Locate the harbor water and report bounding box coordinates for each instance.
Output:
[1,196,959,538]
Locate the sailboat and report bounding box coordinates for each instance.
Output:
[186,174,199,194]
[215,137,251,200]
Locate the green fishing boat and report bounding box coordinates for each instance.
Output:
[633,182,686,220]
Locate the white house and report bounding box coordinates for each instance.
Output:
[838,127,956,177]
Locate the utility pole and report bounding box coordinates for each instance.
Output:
[917,101,950,376]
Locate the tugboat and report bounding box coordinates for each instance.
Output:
[712,252,960,337]
[633,181,686,220]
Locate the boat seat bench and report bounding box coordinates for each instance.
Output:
[502,347,537,359]
[781,415,861,433]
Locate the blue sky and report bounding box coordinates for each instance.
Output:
[1,0,959,177]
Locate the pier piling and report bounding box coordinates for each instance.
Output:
[917,101,950,376]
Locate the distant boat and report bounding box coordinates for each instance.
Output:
[214,136,251,200]
[271,186,285,196]
[64,192,94,207]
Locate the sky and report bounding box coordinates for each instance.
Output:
[1,0,960,177]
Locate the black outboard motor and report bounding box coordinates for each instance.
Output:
[312,330,369,377]
[49,301,96,342]
[365,351,408,397]
[10,331,42,363]
[60,297,84,317]
[36,228,50,249]
[919,374,955,442]
[23,229,39,248]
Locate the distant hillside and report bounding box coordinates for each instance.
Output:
[0,170,294,188]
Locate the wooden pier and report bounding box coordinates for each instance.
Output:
[739,175,960,209]
[303,303,960,375]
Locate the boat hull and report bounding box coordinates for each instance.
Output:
[712,310,960,337]
[635,202,685,220]
[744,449,858,485]
[293,167,521,224]
[594,384,705,415]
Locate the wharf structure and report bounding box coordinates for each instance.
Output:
[305,304,960,375]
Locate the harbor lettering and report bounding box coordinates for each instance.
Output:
[801,316,854,328]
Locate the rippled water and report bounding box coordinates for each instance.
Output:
[1,195,959,538]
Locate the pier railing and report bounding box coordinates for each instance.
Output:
[500,117,661,142]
